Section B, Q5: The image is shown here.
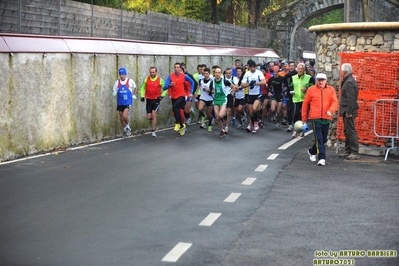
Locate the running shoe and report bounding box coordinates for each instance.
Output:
[254,122,259,131]
[201,115,205,124]
[251,129,258,134]
[179,124,186,136]
[299,132,305,137]
[281,119,288,125]
[125,128,131,136]
[208,125,212,132]
[287,125,293,132]
[224,127,229,134]
[292,131,297,138]
[186,118,191,124]
[219,130,226,137]
[174,123,180,131]
[308,150,317,162]
[317,159,326,166]
[151,131,157,137]
[231,117,236,126]
[237,123,244,129]
[275,123,281,129]
[246,126,252,132]
[259,122,264,128]
[200,123,206,129]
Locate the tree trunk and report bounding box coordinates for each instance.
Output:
[361,0,370,22]
[247,0,256,28]
[255,0,262,27]
[210,0,218,24]
[226,0,235,24]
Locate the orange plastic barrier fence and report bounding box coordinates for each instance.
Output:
[336,52,399,146]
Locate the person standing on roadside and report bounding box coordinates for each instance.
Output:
[339,63,360,160]
[112,67,137,136]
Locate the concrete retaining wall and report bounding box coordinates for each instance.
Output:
[0,35,278,161]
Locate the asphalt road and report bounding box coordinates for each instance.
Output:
[0,121,398,266]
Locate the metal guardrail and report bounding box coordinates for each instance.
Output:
[373,99,399,161]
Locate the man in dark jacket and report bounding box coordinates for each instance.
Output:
[339,63,360,160]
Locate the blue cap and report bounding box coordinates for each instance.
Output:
[119,67,127,75]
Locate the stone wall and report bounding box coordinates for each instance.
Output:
[309,22,399,146]
[0,0,275,49]
[0,0,322,58]
[312,23,399,89]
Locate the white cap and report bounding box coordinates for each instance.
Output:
[316,73,327,80]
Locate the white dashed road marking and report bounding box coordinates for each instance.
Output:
[278,130,313,150]
[241,177,257,186]
[162,242,193,262]
[199,213,222,226]
[267,154,279,160]
[223,193,241,203]
[255,164,268,172]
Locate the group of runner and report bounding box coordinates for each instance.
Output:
[113,58,316,138]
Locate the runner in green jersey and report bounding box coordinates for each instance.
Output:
[209,67,232,137]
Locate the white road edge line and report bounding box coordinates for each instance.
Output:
[242,177,257,186]
[255,164,268,172]
[278,130,313,150]
[224,193,241,203]
[162,242,192,262]
[199,212,222,226]
[0,125,181,166]
[267,153,279,160]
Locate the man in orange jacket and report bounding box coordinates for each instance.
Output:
[301,73,338,166]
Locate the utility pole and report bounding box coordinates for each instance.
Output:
[361,0,371,22]
[344,0,350,22]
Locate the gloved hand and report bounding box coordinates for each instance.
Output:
[249,80,256,89]
[112,90,117,96]
[132,95,137,100]
[140,97,145,102]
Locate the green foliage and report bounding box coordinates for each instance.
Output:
[78,0,124,8]
[74,0,344,27]
[185,0,211,22]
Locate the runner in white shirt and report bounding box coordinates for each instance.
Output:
[234,66,246,129]
[241,60,266,133]
[223,68,239,133]
[196,67,214,131]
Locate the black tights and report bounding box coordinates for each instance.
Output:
[172,97,186,126]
